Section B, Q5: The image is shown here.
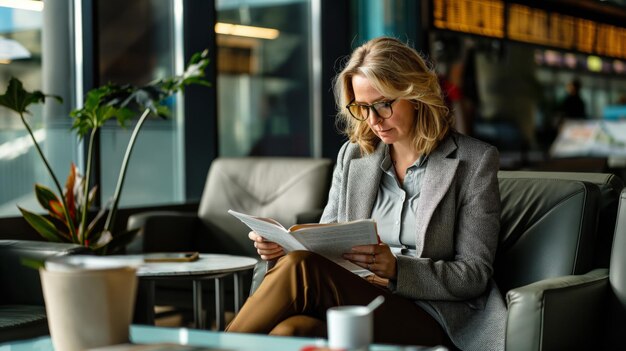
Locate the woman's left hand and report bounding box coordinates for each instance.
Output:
[343,243,397,279]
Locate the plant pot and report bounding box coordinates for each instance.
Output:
[40,266,137,351]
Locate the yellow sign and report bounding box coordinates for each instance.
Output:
[432,0,626,60]
[433,0,504,38]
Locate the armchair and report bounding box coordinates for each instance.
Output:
[0,240,89,342]
[128,157,333,255]
[496,171,622,351]
[507,190,626,350]
[126,157,333,319]
[504,188,626,351]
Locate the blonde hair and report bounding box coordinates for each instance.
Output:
[333,37,452,155]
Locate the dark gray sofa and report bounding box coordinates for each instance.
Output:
[126,165,623,349]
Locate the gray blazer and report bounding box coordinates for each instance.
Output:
[320,133,507,351]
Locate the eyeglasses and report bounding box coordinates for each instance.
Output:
[345,99,397,121]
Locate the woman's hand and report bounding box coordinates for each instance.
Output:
[248,231,285,261]
[343,243,397,279]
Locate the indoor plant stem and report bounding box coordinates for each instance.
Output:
[103,107,151,234]
[20,112,77,238]
[79,127,97,245]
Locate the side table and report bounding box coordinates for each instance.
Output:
[135,254,258,330]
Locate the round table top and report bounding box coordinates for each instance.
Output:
[45,253,258,278]
[136,254,258,277]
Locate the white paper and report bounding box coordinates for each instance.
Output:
[228,210,306,251]
[228,209,378,274]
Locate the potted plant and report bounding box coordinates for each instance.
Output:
[0,50,210,254]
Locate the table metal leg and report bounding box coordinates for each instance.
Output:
[134,280,155,325]
[234,272,244,314]
[145,280,155,325]
[215,277,225,330]
[193,280,204,329]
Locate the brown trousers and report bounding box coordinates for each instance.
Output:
[226,251,449,347]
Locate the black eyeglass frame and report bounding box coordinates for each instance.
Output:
[345,99,397,121]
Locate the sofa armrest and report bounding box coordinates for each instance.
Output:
[126,211,200,253]
[505,268,609,351]
[0,240,89,305]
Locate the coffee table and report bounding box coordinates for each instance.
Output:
[0,325,447,350]
[47,253,258,330]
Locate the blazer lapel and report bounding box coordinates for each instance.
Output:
[415,136,460,255]
[345,142,386,221]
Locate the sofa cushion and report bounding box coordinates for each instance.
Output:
[196,158,333,256]
[496,176,600,294]
[498,171,623,268]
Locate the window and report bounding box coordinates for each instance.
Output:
[216,0,313,156]
[0,0,78,217]
[1,0,189,218]
[97,0,185,207]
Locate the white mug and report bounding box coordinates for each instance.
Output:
[327,305,373,351]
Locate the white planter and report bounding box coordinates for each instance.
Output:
[40,266,137,351]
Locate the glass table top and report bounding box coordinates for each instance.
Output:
[0,325,445,351]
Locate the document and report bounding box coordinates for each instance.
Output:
[228,209,379,274]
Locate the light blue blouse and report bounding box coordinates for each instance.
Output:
[370,145,442,325]
[370,145,428,256]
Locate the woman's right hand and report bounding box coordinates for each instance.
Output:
[248,231,285,261]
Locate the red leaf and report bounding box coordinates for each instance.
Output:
[65,163,77,220]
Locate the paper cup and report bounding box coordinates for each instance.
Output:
[40,266,137,351]
[327,306,373,351]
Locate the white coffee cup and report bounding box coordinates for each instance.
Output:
[327,305,373,351]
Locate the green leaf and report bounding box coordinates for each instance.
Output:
[155,105,171,118]
[70,85,126,137]
[20,257,46,270]
[96,105,118,127]
[186,78,212,88]
[0,77,62,114]
[114,107,136,128]
[70,109,95,138]
[18,207,67,243]
[34,184,61,212]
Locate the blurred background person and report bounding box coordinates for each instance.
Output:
[558,78,587,119]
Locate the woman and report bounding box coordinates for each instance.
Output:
[226,37,506,351]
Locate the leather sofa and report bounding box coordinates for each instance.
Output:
[504,188,626,351]
[0,240,89,342]
[245,170,622,348]
[126,162,622,346]
[246,171,621,295]
[497,171,622,350]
